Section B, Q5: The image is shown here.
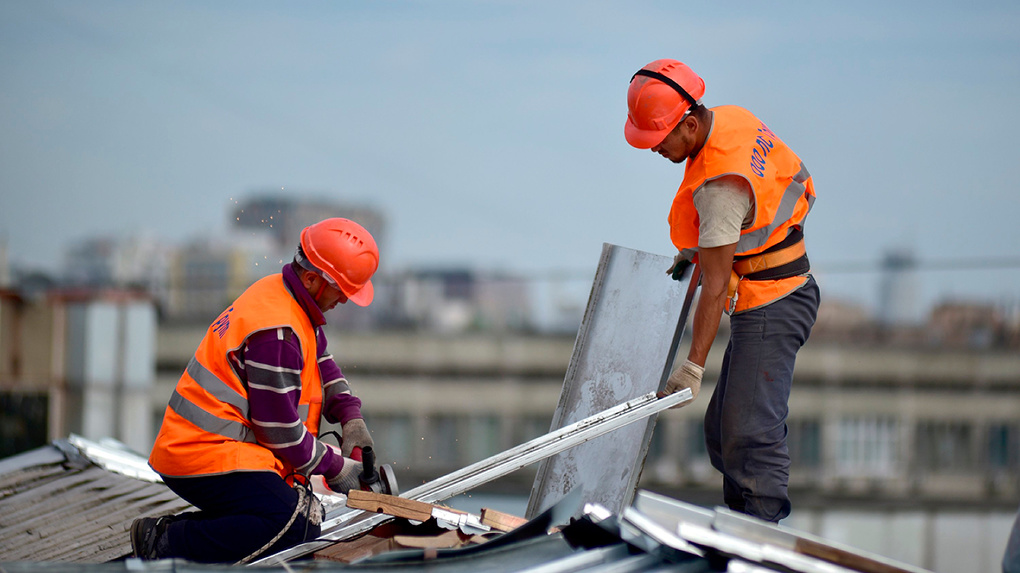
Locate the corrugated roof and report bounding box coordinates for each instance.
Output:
[0,436,931,573]
[0,436,192,563]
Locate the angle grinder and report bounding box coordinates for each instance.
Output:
[350,445,399,496]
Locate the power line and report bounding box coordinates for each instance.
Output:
[814,256,1020,274]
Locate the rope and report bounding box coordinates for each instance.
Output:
[235,476,322,565]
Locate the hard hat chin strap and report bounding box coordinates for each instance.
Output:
[314,279,328,301]
[295,245,336,302]
[631,69,699,107]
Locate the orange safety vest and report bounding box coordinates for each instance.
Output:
[668,105,815,314]
[149,275,323,479]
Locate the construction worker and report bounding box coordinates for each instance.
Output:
[131,218,381,562]
[625,59,819,523]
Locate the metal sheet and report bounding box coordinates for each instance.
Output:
[254,388,692,565]
[526,243,696,518]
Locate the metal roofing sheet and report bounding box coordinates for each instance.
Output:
[0,438,192,563]
[527,243,694,519]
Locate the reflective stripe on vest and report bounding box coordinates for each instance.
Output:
[168,389,256,443]
[735,164,814,253]
[149,274,323,478]
[176,355,314,433]
[185,356,249,418]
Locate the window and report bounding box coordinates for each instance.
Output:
[988,423,1020,471]
[363,413,413,466]
[424,414,461,466]
[835,416,899,477]
[788,419,821,468]
[466,415,502,463]
[915,421,974,472]
[515,414,551,446]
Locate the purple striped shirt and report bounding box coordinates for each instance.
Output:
[229,265,362,480]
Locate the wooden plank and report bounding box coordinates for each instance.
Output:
[346,490,435,522]
[393,529,466,549]
[795,538,915,573]
[480,508,528,532]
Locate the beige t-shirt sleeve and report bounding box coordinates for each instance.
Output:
[693,175,755,248]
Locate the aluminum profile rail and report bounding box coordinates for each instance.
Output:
[253,388,693,565]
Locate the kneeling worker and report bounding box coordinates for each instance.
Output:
[132,218,381,562]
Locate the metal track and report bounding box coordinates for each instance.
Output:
[252,387,693,565]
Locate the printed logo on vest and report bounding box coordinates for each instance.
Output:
[750,122,776,178]
[213,306,233,339]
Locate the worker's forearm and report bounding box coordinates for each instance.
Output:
[685,243,737,368]
[687,280,726,367]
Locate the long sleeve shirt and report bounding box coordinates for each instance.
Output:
[226,264,362,480]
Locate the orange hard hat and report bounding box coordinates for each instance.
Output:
[624,59,706,149]
[299,218,379,307]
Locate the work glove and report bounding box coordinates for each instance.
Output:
[666,253,693,281]
[325,457,363,495]
[340,418,374,457]
[657,359,704,408]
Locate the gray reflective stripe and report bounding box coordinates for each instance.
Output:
[297,404,310,422]
[186,356,249,418]
[736,175,812,253]
[168,390,256,443]
[793,162,810,183]
[255,425,306,448]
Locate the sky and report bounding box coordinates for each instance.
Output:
[1,0,1019,316]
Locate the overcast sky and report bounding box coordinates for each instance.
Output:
[1,1,1018,314]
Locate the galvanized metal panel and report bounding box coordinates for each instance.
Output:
[526,243,694,518]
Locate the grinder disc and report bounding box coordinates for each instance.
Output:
[378,464,399,496]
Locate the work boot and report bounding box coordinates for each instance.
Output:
[130,516,171,559]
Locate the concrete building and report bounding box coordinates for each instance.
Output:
[386,269,533,333]
[0,288,157,457]
[231,195,385,254]
[877,248,921,326]
[146,320,1020,507]
[165,233,286,322]
[63,235,172,307]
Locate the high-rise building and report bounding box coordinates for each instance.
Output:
[877,247,919,326]
[231,195,385,254]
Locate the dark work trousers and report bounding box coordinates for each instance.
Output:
[703,275,819,523]
[161,472,320,563]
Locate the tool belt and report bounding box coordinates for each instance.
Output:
[726,228,810,314]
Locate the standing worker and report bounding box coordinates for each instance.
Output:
[625,59,820,522]
[132,218,381,561]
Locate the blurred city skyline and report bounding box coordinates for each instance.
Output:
[4,191,1016,338]
[2,1,1019,316]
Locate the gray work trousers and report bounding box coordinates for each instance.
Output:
[704,275,819,522]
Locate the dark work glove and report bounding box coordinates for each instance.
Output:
[340,418,374,457]
[666,254,693,281]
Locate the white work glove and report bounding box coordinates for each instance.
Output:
[325,457,363,495]
[340,418,374,457]
[657,359,704,408]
